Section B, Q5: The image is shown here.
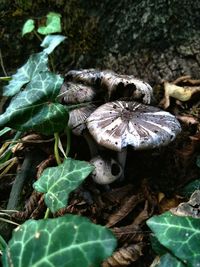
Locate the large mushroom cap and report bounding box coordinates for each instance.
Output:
[86,101,181,151]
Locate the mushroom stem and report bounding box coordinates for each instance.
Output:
[117,147,127,180]
[83,131,98,158]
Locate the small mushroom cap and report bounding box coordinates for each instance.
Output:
[90,156,122,184]
[86,101,181,152]
[100,71,153,104]
[65,69,101,85]
[58,82,96,104]
[68,105,96,135]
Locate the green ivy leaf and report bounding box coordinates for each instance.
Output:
[3,52,48,96]
[22,19,35,36]
[147,211,200,266]
[2,215,117,267]
[180,179,200,198]
[0,72,68,135]
[150,235,167,256]
[33,158,94,212]
[156,253,186,267]
[41,35,66,54]
[0,127,11,137]
[38,12,62,35]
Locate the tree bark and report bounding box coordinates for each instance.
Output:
[1,0,200,86]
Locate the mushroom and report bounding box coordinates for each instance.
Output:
[86,100,181,177]
[90,155,123,184]
[58,81,96,104]
[68,105,98,157]
[58,81,99,157]
[65,69,153,104]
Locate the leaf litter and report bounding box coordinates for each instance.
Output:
[0,75,200,266]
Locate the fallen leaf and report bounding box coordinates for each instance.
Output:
[106,193,144,228]
[171,190,200,218]
[160,81,200,109]
[102,243,144,267]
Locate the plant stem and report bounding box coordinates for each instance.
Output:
[0,48,8,76]
[7,149,45,210]
[54,133,61,165]
[44,208,50,219]
[0,234,7,251]
[65,126,71,157]
[33,30,43,42]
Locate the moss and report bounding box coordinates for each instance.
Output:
[61,0,99,58]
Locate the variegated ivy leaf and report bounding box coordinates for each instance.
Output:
[0,72,68,135]
[3,52,48,97]
[33,158,94,213]
[41,35,66,54]
[147,211,200,266]
[37,12,62,35]
[22,19,35,36]
[156,253,186,267]
[2,215,117,267]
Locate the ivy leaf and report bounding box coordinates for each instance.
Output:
[156,253,186,267]
[22,19,35,36]
[0,127,11,137]
[147,211,200,266]
[0,72,68,135]
[41,35,66,54]
[33,158,94,213]
[180,179,200,198]
[38,12,62,35]
[3,52,48,96]
[2,215,117,267]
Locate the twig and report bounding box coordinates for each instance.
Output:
[0,48,7,76]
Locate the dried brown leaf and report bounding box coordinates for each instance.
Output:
[173,76,200,86]
[11,191,42,221]
[176,133,200,167]
[102,184,135,204]
[171,190,200,218]
[112,225,144,245]
[102,243,144,267]
[158,193,184,213]
[160,81,200,109]
[176,115,198,125]
[132,200,150,226]
[36,155,55,179]
[106,193,144,228]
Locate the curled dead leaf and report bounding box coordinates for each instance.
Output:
[171,190,200,218]
[102,243,144,267]
[106,193,144,228]
[160,81,200,109]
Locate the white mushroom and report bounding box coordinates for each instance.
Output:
[86,100,181,178]
[58,81,96,104]
[90,155,123,184]
[68,105,98,157]
[65,69,153,104]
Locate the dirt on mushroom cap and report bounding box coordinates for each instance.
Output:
[86,100,181,151]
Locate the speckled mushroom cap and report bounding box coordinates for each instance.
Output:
[65,69,153,104]
[68,105,96,136]
[58,82,96,104]
[86,101,181,151]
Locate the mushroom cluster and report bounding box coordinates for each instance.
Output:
[59,69,181,184]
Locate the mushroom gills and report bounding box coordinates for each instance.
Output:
[90,156,123,184]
